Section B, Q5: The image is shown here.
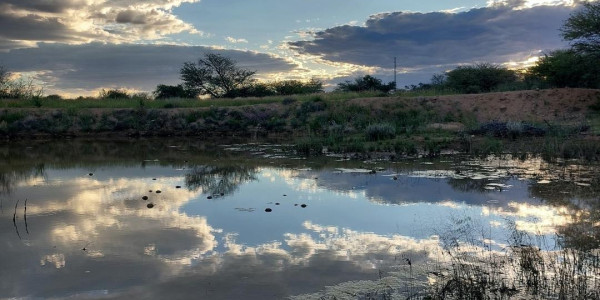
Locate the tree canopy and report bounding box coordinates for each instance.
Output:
[445,64,518,94]
[529,49,600,88]
[561,2,600,53]
[181,53,256,98]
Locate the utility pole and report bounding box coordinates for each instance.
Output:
[394,57,397,90]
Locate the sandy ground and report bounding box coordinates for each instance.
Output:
[351,88,600,123]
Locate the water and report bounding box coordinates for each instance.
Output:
[0,139,598,299]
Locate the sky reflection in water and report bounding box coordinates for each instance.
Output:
[0,141,587,299]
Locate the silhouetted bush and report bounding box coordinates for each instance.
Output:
[336,75,395,93]
[99,89,130,99]
[154,84,197,99]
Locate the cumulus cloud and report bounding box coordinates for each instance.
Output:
[288,4,573,69]
[0,0,202,50]
[0,43,298,94]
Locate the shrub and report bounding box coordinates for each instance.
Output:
[365,123,396,141]
[153,84,197,99]
[445,63,518,93]
[99,89,130,99]
[45,94,62,100]
[282,97,297,105]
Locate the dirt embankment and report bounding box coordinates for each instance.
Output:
[352,88,600,123]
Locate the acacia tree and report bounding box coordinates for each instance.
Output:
[561,2,600,53]
[180,53,256,98]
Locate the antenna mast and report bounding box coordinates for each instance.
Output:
[394,57,397,90]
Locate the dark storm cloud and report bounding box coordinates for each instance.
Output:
[289,4,573,68]
[0,43,298,92]
[0,12,86,44]
[2,0,86,13]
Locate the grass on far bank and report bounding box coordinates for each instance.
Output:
[0,91,398,110]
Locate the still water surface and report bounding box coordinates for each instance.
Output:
[0,139,596,299]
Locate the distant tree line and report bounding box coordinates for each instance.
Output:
[406,2,600,93]
[154,53,323,99]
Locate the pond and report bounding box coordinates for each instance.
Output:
[1,139,599,299]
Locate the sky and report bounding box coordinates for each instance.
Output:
[0,0,588,96]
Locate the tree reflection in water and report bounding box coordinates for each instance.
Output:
[184,165,258,196]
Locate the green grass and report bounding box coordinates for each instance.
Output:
[0,91,388,110]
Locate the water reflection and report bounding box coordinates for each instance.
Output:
[185,165,258,196]
[0,140,599,299]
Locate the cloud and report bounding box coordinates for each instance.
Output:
[225,36,249,44]
[1,0,88,13]
[0,0,202,50]
[0,43,298,94]
[288,4,573,70]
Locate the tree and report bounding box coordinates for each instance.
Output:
[0,65,43,99]
[154,84,197,99]
[529,49,600,88]
[0,65,9,97]
[445,63,517,94]
[430,73,447,86]
[561,2,600,53]
[335,75,395,93]
[180,53,256,98]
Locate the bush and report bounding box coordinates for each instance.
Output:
[365,123,396,141]
[99,89,130,99]
[154,84,197,99]
[282,97,297,105]
[445,63,518,94]
[336,75,395,93]
[529,50,600,89]
[45,94,62,100]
